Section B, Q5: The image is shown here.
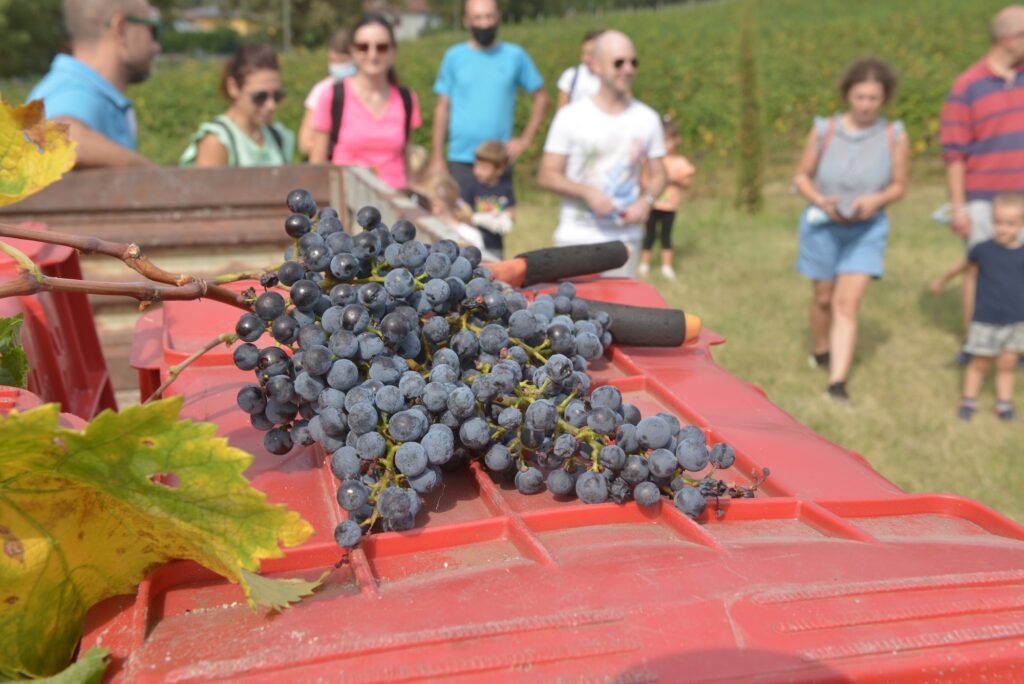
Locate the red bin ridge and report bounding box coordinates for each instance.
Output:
[78,278,1024,683]
[0,225,116,419]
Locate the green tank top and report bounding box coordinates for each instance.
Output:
[179,115,295,167]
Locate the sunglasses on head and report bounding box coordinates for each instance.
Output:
[124,15,161,41]
[353,41,392,54]
[613,57,638,69]
[250,90,287,106]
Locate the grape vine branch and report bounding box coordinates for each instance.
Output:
[0,222,252,309]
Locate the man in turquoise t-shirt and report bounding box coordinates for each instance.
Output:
[28,0,160,168]
[429,0,549,195]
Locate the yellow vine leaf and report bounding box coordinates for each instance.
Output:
[0,99,76,207]
[0,398,315,678]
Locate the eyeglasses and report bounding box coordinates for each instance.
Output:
[124,15,161,41]
[613,58,638,70]
[250,90,287,106]
[353,42,392,54]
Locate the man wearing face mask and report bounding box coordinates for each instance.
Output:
[28,0,161,168]
[299,28,354,159]
[430,0,548,197]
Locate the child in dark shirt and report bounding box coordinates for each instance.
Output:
[460,140,516,258]
[958,192,1024,421]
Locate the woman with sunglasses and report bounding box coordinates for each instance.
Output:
[308,14,421,189]
[180,44,295,167]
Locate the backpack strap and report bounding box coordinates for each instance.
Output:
[210,116,239,166]
[328,79,346,160]
[568,66,580,101]
[266,124,285,162]
[399,86,413,144]
[812,115,836,174]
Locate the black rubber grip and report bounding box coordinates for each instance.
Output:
[517,241,628,286]
[581,299,687,347]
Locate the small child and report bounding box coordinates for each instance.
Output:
[957,192,1024,421]
[460,140,516,259]
[638,116,695,279]
[419,172,484,250]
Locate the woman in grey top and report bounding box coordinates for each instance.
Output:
[792,58,910,401]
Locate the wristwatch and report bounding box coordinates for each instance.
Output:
[643,193,656,206]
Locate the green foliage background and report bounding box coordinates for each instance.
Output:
[0,0,1005,175]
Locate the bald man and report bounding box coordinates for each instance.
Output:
[537,31,666,278]
[941,5,1024,360]
[430,0,548,194]
[28,0,161,168]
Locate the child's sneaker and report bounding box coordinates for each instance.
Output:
[638,262,649,277]
[995,401,1015,422]
[957,400,976,421]
[660,264,676,280]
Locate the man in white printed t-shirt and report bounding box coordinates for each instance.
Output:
[537,30,666,278]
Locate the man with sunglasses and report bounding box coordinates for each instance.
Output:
[429,0,548,196]
[538,30,666,278]
[28,0,161,168]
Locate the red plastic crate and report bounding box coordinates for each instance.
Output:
[0,226,116,418]
[88,278,1024,682]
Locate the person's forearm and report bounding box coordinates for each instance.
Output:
[60,118,151,168]
[308,130,328,164]
[518,89,550,147]
[874,181,906,207]
[793,176,826,206]
[536,167,592,202]
[297,109,316,157]
[431,99,450,165]
[642,160,667,200]
[946,159,967,208]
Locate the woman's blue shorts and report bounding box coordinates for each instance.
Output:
[796,207,889,281]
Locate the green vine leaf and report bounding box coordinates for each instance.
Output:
[241,568,330,612]
[0,314,27,388]
[0,398,315,678]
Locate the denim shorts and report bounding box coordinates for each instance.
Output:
[796,207,889,281]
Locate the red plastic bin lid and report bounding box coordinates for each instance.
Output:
[93,279,1024,682]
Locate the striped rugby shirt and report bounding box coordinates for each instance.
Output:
[941,58,1024,201]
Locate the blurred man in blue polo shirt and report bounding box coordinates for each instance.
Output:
[429,0,548,198]
[29,0,161,167]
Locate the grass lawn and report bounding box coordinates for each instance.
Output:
[508,163,1023,523]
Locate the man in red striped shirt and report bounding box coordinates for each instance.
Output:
[941,5,1024,349]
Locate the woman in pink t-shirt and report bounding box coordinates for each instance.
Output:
[308,14,421,189]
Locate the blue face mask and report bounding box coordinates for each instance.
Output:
[329,63,356,80]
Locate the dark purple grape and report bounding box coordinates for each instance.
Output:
[290,279,320,310]
[356,205,382,229]
[235,313,265,342]
[277,260,304,286]
[284,213,312,238]
[254,291,286,321]
[286,188,317,217]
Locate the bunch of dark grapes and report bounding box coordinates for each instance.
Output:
[233,189,761,551]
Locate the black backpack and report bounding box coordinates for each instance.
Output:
[328,81,413,157]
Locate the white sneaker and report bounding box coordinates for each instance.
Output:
[638,262,649,277]
[660,264,676,279]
